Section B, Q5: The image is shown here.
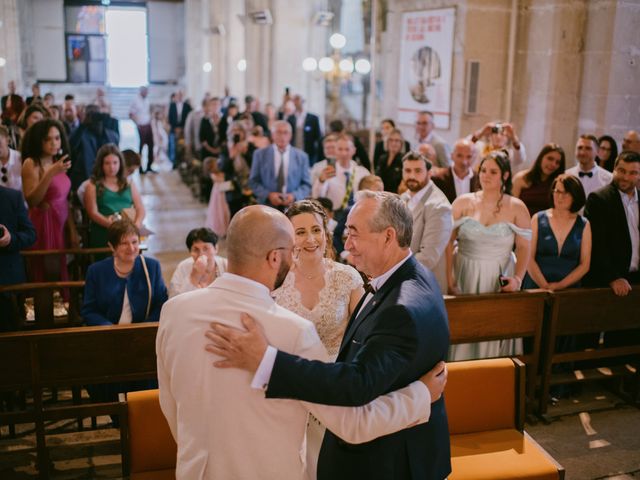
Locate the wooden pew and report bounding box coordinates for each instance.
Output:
[21,247,111,282]
[0,323,159,477]
[445,290,548,415]
[0,281,85,330]
[539,287,640,415]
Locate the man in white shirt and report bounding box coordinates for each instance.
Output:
[0,125,21,191]
[129,86,154,173]
[413,111,451,168]
[310,134,338,185]
[400,152,453,293]
[566,134,613,199]
[157,205,447,479]
[312,134,370,213]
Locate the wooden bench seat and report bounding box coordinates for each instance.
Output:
[446,358,564,480]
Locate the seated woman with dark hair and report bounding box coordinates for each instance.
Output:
[82,220,167,326]
[512,143,565,215]
[523,174,591,290]
[169,227,227,297]
[597,134,618,172]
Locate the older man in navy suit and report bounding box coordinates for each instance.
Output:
[0,186,36,330]
[249,120,311,210]
[209,191,451,480]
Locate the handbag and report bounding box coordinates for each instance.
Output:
[139,255,152,320]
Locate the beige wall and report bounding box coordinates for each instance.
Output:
[381,0,640,165]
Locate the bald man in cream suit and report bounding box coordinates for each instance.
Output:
[157,205,446,479]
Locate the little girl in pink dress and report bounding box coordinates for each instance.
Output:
[204,158,230,237]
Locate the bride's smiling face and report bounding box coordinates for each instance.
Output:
[291,212,326,260]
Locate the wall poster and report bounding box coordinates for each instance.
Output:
[397,8,456,130]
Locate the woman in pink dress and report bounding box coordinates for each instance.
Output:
[21,119,77,281]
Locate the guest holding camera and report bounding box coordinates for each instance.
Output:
[84,144,145,249]
[523,174,591,290]
[219,121,256,216]
[470,121,527,173]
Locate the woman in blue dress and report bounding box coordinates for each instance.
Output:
[523,174,592,290]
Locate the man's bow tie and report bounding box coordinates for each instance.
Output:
[364,282,376,295]
[578,171,593,178]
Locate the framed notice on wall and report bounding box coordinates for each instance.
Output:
[397,8,456,130]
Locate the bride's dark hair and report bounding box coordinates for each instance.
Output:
[285,199,336,260]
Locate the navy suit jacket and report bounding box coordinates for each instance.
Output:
[249,146,311,206]
[266,256,451,480]
[82,256,168,326]
[0,186,36,285]
[287,113,322,165]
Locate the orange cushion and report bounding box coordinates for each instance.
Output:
[450,429,560,480]
[131,469,175,480]
[127,389,177,473]
[446,358,516,434]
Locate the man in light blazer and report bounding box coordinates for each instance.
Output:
[208,194,451,480]
[157,205,447,479]
[249,120,311,210]
[400,152,453,293]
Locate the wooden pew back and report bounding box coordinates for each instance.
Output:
[0,323,159,477]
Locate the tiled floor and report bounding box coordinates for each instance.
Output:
[1,171,638,479]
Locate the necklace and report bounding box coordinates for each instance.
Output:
[114,260,134,277]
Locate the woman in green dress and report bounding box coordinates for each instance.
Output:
[85,144,145,248]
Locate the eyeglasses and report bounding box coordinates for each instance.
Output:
[1,166,7,184]
[552,189,569,196]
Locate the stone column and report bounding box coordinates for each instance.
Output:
[0,0,23,94]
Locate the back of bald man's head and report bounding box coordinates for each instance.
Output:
[226,205,294,270]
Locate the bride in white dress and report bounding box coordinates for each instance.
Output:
[273,199,364,477]
[446,151,532,361]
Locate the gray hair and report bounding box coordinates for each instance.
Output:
[357,190,413,248]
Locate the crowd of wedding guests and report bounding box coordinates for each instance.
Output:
[1,82,639,367]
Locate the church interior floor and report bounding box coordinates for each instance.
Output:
[0,171,638,479]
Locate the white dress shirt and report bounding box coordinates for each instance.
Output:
[619,189,640,272]
[453,168,473,198]
[129,95,151,125]
[406,184,429,212]
[0,149,22,192]
[565,164,613,199]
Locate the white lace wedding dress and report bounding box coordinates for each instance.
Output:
[273,258,363,478]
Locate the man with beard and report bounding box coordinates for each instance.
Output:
[400,151,452,293]
[157,204,448,479]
